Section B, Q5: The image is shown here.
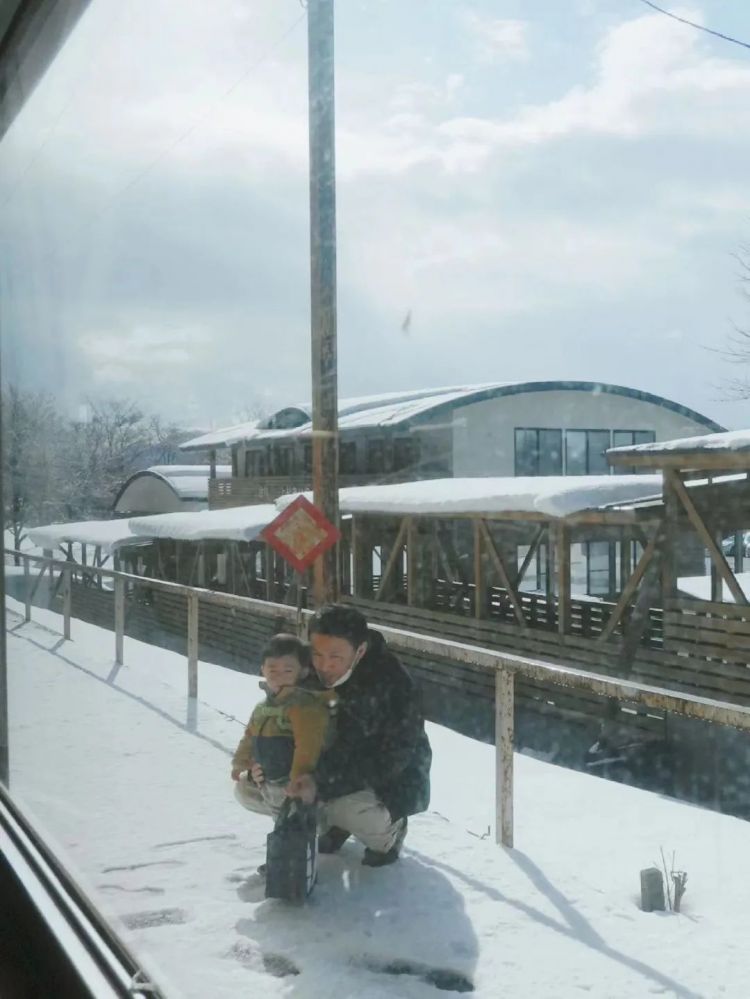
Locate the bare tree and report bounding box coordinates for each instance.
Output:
[1,387,65,560]
[720,243,750,400]
[61,399,154,519]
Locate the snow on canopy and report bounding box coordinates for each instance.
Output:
[129,504,277,543]
[610,428,750,458]
[27,520,153,554]
[277,475,663,519]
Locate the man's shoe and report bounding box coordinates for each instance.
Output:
[361,846,400,868]
[318,826,351,854]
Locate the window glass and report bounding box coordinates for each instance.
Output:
[565,430,587,475]
[366,439,385,475]
[538,429,563,475]
[339,440,357,474]
[515,428,539,476]
[587,431,611,474]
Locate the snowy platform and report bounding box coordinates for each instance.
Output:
[6,598,750,998]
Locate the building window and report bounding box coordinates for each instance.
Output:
[339,441,357,474]
[612,430,655,474]
[366,438,386,475]
[565,430,612,475]
[394,437,418,472]
[272,445,292,476]
[244,450,266,477]
[303,443,313,473]
[514,429,563,476]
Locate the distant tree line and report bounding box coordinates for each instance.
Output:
[1,389,198,553]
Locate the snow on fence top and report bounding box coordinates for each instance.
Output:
[27,520,154,554]
[277,475,662,520]
[128,504,277,543]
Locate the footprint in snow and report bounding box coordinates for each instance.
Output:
[121,907,189,930]
[228,940,299,978]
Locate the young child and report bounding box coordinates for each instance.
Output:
[232,634,333,819]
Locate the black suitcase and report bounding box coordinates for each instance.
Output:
[265,797,318,902]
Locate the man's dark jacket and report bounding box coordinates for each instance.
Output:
[313,629,431,820]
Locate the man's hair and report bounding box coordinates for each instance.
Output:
[308,604,368,648]
[260,633,310,671]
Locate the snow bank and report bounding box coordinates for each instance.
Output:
[278,475,662,519]
[129,504,276,543]
[6,598,750,999]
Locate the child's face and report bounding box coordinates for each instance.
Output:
[261,654,302,693]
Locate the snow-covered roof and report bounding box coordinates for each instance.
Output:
[182,381,723,451]
[609,428,750,466]
[277,475,663,520]
[114,465,232,514]
[27,520,153,554]
[128,504,277,543]
[179,420,262,451]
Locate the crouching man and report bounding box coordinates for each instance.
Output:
[289,604,432,868]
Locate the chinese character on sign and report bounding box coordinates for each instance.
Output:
[261,495,340,574]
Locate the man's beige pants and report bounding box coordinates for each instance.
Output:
[233,778,406,854]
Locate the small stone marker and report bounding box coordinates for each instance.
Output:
[640,867,666,912]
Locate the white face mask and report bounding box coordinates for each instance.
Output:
[328,647,364,688]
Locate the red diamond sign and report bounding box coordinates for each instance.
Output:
[261,494,340,573]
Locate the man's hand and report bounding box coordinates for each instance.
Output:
[231,767,242,781]
[286,774,317,804]
[250,763,265,786]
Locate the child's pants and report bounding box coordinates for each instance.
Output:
[233,778,406,854]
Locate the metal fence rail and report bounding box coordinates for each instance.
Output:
[8,548,750,849]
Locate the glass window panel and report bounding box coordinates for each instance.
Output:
[515,429,539,476]
[613,430,635,448]
[634,430,656,445]
[366,439,385,474]
[587,431,611,474]
[340,441,357,474]
[565,431,587,475]
[538,430,563,475]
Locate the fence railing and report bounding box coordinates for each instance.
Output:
[8,548,750,850]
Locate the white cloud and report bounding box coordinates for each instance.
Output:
[438,9,750,168]
[461,13,529,63]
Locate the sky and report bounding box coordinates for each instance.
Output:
[2,0,750,431]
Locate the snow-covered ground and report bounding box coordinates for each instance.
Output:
[6,597,750,998]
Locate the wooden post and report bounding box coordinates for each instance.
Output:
[187,592,199,699]
[495,669,514,848]
[711,530,723,603]
[473,519,485,619]
[556,524,571,636]
[209,448,217,481]
[62,564,72,641]
[114,576,125,666]
[661,473,678,605]
[23,555,31,622]
[407,517,416,606]
[308,0,340,606]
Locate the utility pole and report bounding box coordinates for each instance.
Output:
[307,0,339,605]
